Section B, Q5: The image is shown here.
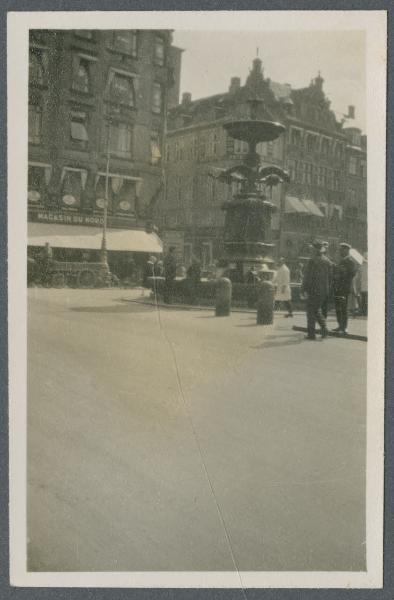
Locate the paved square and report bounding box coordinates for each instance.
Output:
[27,288,366,571]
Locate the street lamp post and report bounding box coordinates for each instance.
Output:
[100,120,111,267]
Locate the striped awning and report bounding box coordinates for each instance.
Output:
[28,223,163,253]
[285,196,324,217]
[285,196,310,214]
[301,199,325,217]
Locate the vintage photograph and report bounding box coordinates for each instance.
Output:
[8,10,386,589]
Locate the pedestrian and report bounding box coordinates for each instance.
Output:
[300,240,332,340]
[186,257,202,304]
[246,266,259,285]
[163,246,177,303]
[143,255,157,289]
[332,242,358,335]
[155,260,164,277]
[320,241,334,319]
[273,257,293,317]
[358,254,368,316]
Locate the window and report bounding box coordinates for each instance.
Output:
[207,177,216,201]
[113,31,138,56]
[306,134,317,153]
[305,163,313,184]
[108,122,132,157]
[70,111,88,146]
[348,156,357,175]
[267,141,274,157]
[287,159,296,181]
[28,166,46,203]
[73,58,90,93]
[61,170,83,208]
[152,82,163,113]
[317,166,325,187]
[29,48,46,85]
[211,132,219,156]
[150,132,161,165]
[321,137,330,155]
[333,171,340,191]
[28,105,42,144]
[290,128,302,146]
[111,74,135,106]
[202,243,213,268]
[360,160,367,178]
[326,169,334,190]
[115,180,136,214]
[154,35,165,66]
[348,189,357,205]
[184,244,193,266]
[192,136,198,159]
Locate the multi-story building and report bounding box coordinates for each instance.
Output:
[160,59,367,273]
[342,126,368,251]
[28,29,181,280]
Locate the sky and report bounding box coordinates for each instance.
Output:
[172,30,366,131]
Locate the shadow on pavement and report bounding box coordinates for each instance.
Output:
[70,303,157,314]
[252,332,306,349]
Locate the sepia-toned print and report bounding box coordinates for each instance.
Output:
[8,10,386,589]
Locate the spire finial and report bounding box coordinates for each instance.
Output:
[256,47,259,58]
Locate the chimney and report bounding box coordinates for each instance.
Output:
[229,77,241,94]
[182,92,192,105]
[347,105,355,119]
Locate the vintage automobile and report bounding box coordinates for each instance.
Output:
[29,257,112,288]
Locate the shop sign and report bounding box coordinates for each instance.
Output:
[29,209,136,229]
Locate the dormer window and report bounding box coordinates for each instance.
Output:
[113,30,138,56]
[73,58,90,93]
[111,74,135,106]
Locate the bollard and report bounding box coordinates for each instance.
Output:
[256,280,275,325]
[215,277,232,316]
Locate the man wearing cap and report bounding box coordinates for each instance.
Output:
[163,246,177,304]
[332,243,357,334]
[301,240,332,340]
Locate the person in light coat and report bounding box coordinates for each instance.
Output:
[273,257,293,317]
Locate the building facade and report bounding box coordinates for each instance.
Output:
[160,59,367,274]
[28,29,181,280]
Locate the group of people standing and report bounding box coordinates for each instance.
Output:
[273,241,367,339]
[301,240,365,340]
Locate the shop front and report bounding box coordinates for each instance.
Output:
[28,216,163,285]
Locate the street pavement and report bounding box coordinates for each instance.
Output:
[27,288,366,572]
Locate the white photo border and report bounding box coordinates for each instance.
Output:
[8,9,386,589]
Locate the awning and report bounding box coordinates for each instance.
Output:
[301,199,325,217]
[285,196,310,214]
[285,196,324,217]
[28,223,163,253]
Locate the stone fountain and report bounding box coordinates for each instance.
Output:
[213,81,289,283]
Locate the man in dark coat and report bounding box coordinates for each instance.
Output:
[301,240,332,340]
[163,246,177,303]
[332,242,357,334]
[186,257,202,304]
